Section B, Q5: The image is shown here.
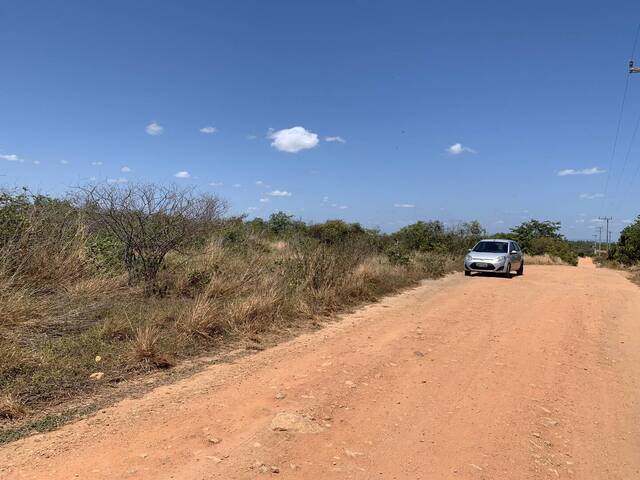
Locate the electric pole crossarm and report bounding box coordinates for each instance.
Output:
[629,60,640,73]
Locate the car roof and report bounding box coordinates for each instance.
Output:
[478,239,511,243]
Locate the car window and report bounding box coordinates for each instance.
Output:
[472,241,508,253]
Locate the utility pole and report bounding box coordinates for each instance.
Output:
[598,216,613,253]
[596,225,603,252]
[592,233,599,254]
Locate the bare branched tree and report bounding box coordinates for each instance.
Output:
[77,182,227,293]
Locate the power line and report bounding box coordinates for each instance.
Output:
[610,24,640,212]
[602,74,632,199]
[602,24,640,204]
[613,101,640,195]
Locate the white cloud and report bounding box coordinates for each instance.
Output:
[174,171,191,178]
[32,160,41,165]
[338,205,348,209]
[0,154,20,161]
[267,190,292,197]
[622,219,634,224]
[495,220,505,224]
[259,198,271,203]
[209,181,223,186]
[107,177,128,184]
[199,126,217,134]
[557,167,605,176]
[246,207,259,212]
[246,134,258,140]
[575,219,585,223]
[325,136,346,143]
[579,193,604,200]
[269,126,319,153]
[60,160,69,165]
[120,166,132,173]
[91,161,103,166]
[146,121,164,136]
[322,196,329,203]
[447,143,476,155]
[233,183,242,188]
[394,203,415,208]
[255,180,264,186]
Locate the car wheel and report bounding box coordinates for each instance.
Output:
[517,261,524,276]
[504,263,511,278]
[465,270,471,277]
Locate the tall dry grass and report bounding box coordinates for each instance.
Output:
[1,223,459,440]
[524,254,567,265]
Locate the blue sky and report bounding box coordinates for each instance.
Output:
[2,1,640,239]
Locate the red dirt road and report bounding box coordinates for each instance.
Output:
[2,259,640,479]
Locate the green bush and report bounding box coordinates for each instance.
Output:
[610,216,640,265]
[497,219,578,265]
[86,234,125,275]
[385,242,411,266]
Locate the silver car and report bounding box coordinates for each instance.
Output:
[464,239,524,277]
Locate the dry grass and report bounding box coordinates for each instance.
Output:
[128,324,174,369]
[524,254,567,265]
[1,228,460,442]
[0,395,27,420]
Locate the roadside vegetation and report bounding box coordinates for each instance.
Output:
[0,183,584,439]
[0,183,481,438]
[494,219,579,266]
[597,216,640,285]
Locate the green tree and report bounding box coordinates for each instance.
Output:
[308,220,365,245]
[267,211,306,236]
[394,221,445,252]
[611,216,640,264]
[510,219,562,251]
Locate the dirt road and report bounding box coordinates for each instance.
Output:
[2,259,640,479]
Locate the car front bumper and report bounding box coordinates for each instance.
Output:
[464,259,508,273]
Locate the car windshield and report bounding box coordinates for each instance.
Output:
[472,241,508,253]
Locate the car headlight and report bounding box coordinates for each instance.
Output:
[496,255,506,262]
[465,254,472,261]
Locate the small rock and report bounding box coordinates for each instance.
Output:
[89,372,105,381]
[207,437,222,444]
[414,351,425,357]
[275,392,287,400]
[271,412,323,434]
[345,448,364,458]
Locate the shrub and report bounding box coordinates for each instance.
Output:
[610,216,640,265]
[78,182,227,293]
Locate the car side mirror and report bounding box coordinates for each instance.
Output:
[468,248,472,252]
[510,250,518,254]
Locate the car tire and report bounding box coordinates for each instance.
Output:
[504,263,511,278]
[517,261,524,276]
[465,270,471,277]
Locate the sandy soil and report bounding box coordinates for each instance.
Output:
[2,258,640,479]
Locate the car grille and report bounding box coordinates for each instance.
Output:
[470,262,495,271]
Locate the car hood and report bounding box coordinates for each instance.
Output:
[468,252,506,261]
